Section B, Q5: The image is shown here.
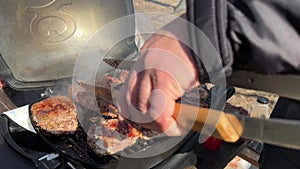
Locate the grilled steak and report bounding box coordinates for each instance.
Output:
[31,96,78,134]
[87,119,143,155]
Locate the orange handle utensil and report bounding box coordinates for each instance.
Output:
[77,82,243,143]
[173,102,243,142]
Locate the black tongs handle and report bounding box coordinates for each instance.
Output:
[205,85,236,109]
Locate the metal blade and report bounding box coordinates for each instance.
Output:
[227,70,300,101]
[76,81,113,103]
[76,59,135,103]
[78,83,300,150]
[237,115,300,150]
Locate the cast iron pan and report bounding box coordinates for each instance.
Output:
[28,96,194,169]
[28,98,119,169]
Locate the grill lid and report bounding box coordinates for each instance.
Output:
[0,0,137,90]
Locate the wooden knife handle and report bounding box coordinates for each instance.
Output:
[173,103,243,142]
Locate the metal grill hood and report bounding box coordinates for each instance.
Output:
[0,0,137,90]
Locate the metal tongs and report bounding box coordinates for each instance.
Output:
[77,60,300,150]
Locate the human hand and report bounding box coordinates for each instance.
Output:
[116,32,199,136]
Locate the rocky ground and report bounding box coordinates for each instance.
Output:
[226,87,278,116]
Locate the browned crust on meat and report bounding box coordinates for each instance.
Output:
[87,119,143,155]
[31,96,78,134]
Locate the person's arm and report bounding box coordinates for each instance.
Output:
[116,15,200,135]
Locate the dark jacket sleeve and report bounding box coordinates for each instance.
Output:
[187,0,300,82]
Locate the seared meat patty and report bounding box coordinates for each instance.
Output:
[31,96,78,134]
[87,119,143,155]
